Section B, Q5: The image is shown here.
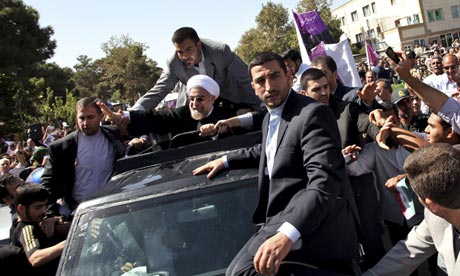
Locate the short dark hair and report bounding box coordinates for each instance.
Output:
[248,52,287,79]
[300,68,326,90]
[311,55,337,73]
[76,97,102,115]
[376,78,393,93]
[281,49,301,62]
[15,183,51,208]
[172,27,200,44]
[404,143,460,209]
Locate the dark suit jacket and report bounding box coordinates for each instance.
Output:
[329,96,380,147]
[41,126,125,209]
[127,105,240,145]
[135,38,261,111]
[228,92,359,259]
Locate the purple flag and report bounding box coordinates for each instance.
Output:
[292,10,335,56]
[311,41,327,60]
[366,40,380,67]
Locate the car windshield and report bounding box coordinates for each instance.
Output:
[62,180,258,276]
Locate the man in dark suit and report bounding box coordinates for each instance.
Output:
[131,27,261,112]
[101,75,244,149]
[41,97,125,217]
[194,52,360,275]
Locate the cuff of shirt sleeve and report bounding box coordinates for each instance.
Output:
[238,113,254,129]
[277,222,301,243]
[122,111,131,120]
[222,155,229,168]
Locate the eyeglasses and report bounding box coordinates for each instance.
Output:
[443,65,457,70]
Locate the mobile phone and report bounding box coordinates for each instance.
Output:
[385,47,400,64]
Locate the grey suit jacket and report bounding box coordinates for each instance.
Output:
[228,92,359,259]
[135,38,261,111]
[365,209,460,276]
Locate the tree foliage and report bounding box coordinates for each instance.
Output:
[0,0,57,137]
[235,2,296,63]
[97,35,162,104]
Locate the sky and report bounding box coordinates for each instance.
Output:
[22,0,348,69]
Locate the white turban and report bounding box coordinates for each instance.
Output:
[186,75,220,98]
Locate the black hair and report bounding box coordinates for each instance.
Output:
[281,49,301,62]
[248,52,287,79]
[15,183,50,208]
[172,27,200,44]
[76,97,102,115]
[311,55,338,73]
[300,68,327,90]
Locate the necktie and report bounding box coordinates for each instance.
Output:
[266,113,279,178]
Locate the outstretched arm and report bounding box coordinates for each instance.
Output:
[386,51,448,113]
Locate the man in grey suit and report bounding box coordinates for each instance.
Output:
[194,52,360,275]
[131,27,261,112]
[364,143,460,276]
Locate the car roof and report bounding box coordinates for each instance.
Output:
[76,131,262,212]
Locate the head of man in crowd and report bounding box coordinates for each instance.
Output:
[392,88,413,121]
[311,55,338,92]
[26,138,36,149]
[76,97,104,136]
[375,78,393,107]
[430,56,443,75]
[406,86,421,116]
[442,54,459,82]
[186,75,220,120]
[424,113,460,144]
[15,183,50,224]
[249,52,290,109]
[0,158,10,175]
[365,70,376,84]
[300,68,330,106]
[172,27,202,68]
[0,173,23,206]
[281,49,302,76]
[404,143,460,219]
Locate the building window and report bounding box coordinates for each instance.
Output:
[363,5,370,17]
[452,5,460,18]
[356,33,364,42]
[427,9,444,22]
[351,11,358,22]
[413,14,420,24]
[414,39,427,47]
[404,45,412,51]
[367,29,376,39]
[441,33,453,48]
[341,16,345,26]
[371,2,376,13]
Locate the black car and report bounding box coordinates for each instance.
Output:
[57,132,262,276]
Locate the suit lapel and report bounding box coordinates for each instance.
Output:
[275,92,297,156]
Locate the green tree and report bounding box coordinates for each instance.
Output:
[235,2,296,63]
[97,35,162,104]
[0,0,56,137]
[72,55,101,98]
[296,0,343,42]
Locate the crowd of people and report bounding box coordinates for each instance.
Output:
[1,26,460,275]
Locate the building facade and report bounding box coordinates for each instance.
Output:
[332,0,460,52]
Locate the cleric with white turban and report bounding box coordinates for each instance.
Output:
[186,75,220,98]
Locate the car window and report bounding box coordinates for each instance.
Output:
[62,181,258,276]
